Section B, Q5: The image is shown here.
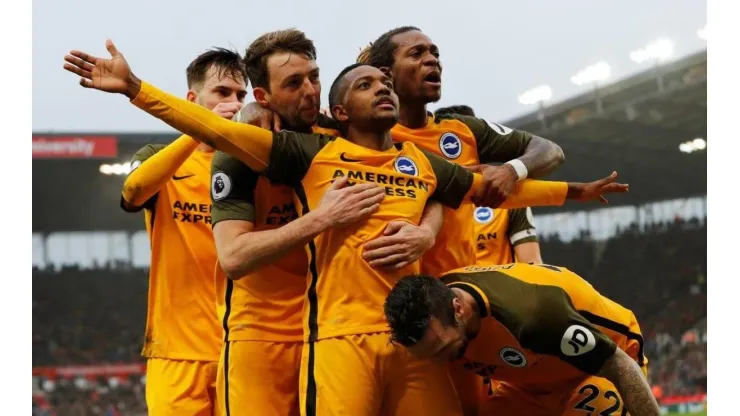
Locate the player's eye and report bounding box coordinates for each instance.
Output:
[385,80,394,89]
[359,81,370,89]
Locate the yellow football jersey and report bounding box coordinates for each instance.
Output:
[391,113,534,276]
[125,146,221,362]
[473,207,537,265]
[441,263,647,388]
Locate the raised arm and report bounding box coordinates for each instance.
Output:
[120,138,197,210]
[63,40,273,172]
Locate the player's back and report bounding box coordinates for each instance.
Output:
[138,146,221,361]
[441,263,645,388]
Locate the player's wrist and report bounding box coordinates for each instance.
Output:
[505,159,528,181]
[125,74,142,100]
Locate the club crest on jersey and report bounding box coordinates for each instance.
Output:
[499,347,527,367]
[211,172,232,201]
[439,133,462,159]
[394,156,419,177]
[474,207,495,224]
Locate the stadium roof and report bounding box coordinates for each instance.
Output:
[503,50,707,211]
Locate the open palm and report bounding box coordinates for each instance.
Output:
[576,171,629,203]
[63,40,132,94]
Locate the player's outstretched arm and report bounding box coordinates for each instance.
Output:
[63,40,273,172]
[215,176,385,278]
[597,348,659,416]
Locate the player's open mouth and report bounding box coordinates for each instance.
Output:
[423,71,442,87]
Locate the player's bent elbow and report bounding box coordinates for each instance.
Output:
[218,255,249,280]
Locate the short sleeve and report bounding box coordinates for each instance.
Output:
[508,207,538,246]
[120,144,167,212]
[210,151,258,226]
[517,286,617,375]
[455,115,532,164]
[263,131,336,187]
[421,149,474,209]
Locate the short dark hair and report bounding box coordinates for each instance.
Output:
[328,63,372,111]
[365,26,421,69]
[244,29,317,90]
[384,275,457,347]
[186,48,247,90]
[435,105,476,117]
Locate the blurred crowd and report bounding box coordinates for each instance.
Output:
[32,218,706,414]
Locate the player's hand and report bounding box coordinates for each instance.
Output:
[316,176,385,228]
[467,164,519,208]
[567,171,629,204]
[63,39,141,99]
[233,102,282,132]
[362,221,435,270]
[212,102,244,120]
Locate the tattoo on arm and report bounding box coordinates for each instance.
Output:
[599,349,659,416]
[518,135,565,178]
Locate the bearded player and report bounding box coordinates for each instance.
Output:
[385,263,658,416]
[119,48,247,414]
[63,40,629,415]
[211,29,442,415]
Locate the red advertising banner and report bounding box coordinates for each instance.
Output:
[32,136,118,159]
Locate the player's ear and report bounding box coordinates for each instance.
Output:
[252,87,270,108]
[452,297,464,319]
[332,104,349,123]
[186,90,197,103]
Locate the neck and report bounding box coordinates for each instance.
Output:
[398,99,428,129]
[452,288,482,339]
[345,125,394,151]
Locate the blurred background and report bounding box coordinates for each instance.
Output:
[32,3,707,413]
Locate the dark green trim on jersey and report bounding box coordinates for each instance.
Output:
[120,143,167,212]
[443,269,618,375]
[420,149,474,209]
[448,283,489,318]
[210,151,259,227]
[433,113,532,164]
[579,310,646,368]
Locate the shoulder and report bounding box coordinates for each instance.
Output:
[132,143,167,162]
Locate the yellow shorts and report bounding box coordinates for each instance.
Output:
[299,332,462,416]
[478,376,625,416]
[145,358,217,416]
[217,340,302,416]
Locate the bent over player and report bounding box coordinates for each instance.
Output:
[384,263,659,416]
[119,49,247,414]
[63,41,628,415]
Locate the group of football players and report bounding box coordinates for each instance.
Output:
[62,25,659,416]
